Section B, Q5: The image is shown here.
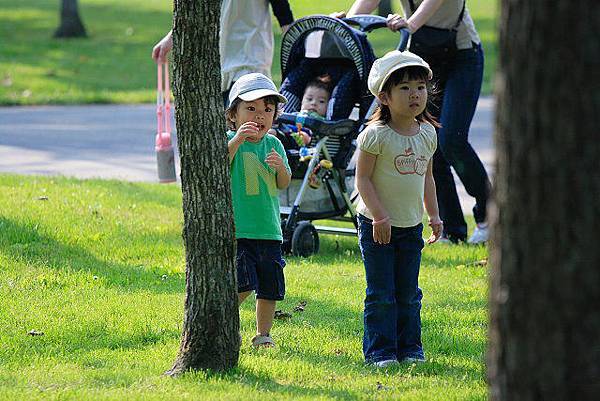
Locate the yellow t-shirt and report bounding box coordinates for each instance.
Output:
[356,122,437,228]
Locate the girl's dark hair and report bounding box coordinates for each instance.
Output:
[305,74,333,94]
[225,95,282,130]
[367,66,440,128]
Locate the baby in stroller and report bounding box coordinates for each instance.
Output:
[273,74,333,151]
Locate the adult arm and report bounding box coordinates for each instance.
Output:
[405,0,446,32]
[346,0,381,16]
[356,149,391,244]
[269,0,294,32]
[346,0,446,33]
[151,30,173,63]
[423,159,443,243]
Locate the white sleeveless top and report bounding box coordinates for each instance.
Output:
[220,0,274,91]
[400,0,481,50]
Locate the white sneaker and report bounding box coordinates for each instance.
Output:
[373,359,399,368]
[468,224,489,245]
[400,356,426,364]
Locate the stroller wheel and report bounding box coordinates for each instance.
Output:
[291,221,320,257]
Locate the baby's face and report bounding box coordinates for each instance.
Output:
[301,86,329,117]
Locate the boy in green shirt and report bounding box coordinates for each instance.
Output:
[226,73,291,348]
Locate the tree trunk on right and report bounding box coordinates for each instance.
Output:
[489,1,599,400]
[54,0,87,38]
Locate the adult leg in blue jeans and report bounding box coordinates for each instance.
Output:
[430,44,491,242]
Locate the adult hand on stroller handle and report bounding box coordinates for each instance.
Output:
[341,15,410,51]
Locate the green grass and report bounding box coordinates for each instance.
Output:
[0,0,497,105]
[0,174,489,400]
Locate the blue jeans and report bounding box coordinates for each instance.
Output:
[357,215,425,363]
[429,43,491,240]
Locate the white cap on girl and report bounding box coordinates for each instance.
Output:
[368,50,433,96]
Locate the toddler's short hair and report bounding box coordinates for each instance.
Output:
[225,95,283,131]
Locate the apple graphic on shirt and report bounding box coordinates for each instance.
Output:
[394,147,416,175]
[414,155,428,176]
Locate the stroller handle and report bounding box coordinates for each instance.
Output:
[342,15,410,52]
[396,28,410,52]
[277,113,357,138]
[342,14,387,33]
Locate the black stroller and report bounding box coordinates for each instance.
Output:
[275,15,410,256]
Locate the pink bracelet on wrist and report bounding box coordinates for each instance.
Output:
[372,216,390,226]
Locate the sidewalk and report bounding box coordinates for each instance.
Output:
[0,99,495,212]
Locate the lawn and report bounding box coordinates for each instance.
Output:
[0,174,489,400]
[0,0,497,105]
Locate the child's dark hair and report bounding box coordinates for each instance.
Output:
[368,66,440,128]
[305,74,333,94]
[225,95,282,130]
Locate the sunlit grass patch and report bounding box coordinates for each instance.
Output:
[0,174,488,400]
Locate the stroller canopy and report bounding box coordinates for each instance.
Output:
[280,16,377,120]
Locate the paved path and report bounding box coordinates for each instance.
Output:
[0,99,494,212]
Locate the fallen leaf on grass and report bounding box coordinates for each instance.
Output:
[28,330,44,336]
[457,258,488,268]
[376,382,390,391]
[293,300,307,312]
[37,196,48,201]
[273,310,292,320]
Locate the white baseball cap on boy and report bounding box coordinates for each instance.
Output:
[228,73,287,105]
[368,50,433,96]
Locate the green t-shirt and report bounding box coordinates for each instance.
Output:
[227,131,290,240]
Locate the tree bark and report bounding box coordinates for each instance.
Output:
[489,1,600,400]
[54,0,87,38]
[166,0,240,375]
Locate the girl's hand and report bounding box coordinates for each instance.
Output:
[386,14,408,32]
[235,122,259,143]
[265,148,284,171]
[372,218,391,245]
[427,216,444,244]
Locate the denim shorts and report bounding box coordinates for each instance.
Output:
[236,238,286,301]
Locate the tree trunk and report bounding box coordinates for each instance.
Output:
[489,1,600,400]
[377,0,393,17]
[54,0,87,38]
[166,0,240,375]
